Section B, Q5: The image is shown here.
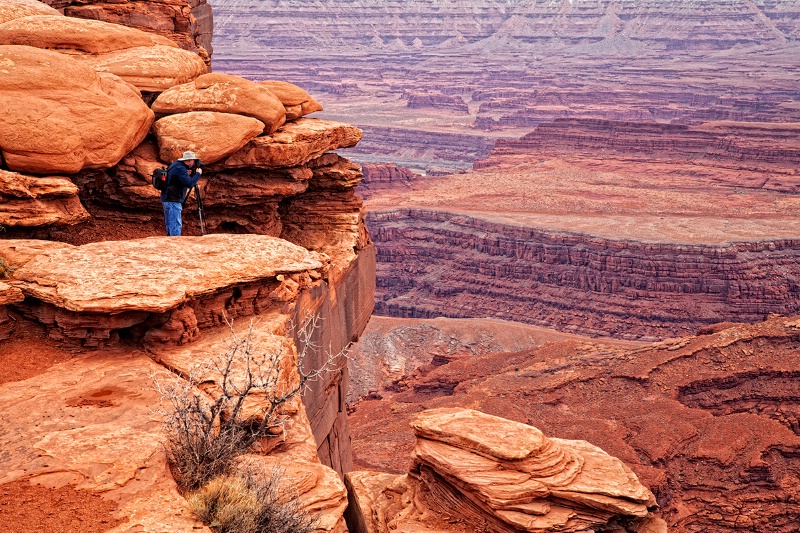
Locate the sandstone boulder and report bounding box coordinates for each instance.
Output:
[348,407,657,533]
[153,111,265,164]
[0,0,60,25]
[259,80,323,120]
[0,45,153,174]
[0,15,177,54]
[78,44,208,93]
[0,169,90,227]
[12,234,325,314]
[221,118,363,169]
[152,73,286,133]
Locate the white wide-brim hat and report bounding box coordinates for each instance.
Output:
[178,151,198,161]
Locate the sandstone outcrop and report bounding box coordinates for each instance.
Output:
[0,45,153,174]
[347,408,659,533]
[79,44,208,93]
[0,15,207,92]
[260,80,324,120]
[8,234,325,344]
[153,111,265,164]
[221,118,363,169]
[348,315,800,532]
[0,170,89,227]
[0,0,59,24]
[42,0,213,62]
[0,14,176,53]
[153,73,287,133]
[0,4,374,532]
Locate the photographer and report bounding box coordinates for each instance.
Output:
[161,151,203,236]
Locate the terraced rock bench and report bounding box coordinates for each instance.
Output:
[6,234,327,347]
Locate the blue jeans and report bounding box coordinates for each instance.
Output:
[163,201,183,236]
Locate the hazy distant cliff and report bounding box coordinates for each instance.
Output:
[211,0,800,172]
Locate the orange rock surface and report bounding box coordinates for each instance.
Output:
[0,45,153,175]
[347,407,661,533]
[153,111,265,164]
[153,73,287,133]
[0,169,89,227]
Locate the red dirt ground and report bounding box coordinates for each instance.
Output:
[0,480,124,532]
[0,317,130,532]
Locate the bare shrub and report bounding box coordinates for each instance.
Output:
[188,468,317,533]
[154,315,347,492]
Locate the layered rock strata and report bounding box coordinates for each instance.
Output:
[348,315,800,532]
[369,209,800,340]
[478,119,800,192]
[213,0,800,171]
[346,407,661,533]
[0,170,89,227]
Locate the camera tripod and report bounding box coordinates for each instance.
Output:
[182,184,206,235]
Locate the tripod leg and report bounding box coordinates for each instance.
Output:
[194,184,206,235]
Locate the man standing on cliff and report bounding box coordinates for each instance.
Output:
[162,151,202,236]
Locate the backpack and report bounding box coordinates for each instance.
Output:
[151,166,169,191]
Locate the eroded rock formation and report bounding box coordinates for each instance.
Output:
[346,407,662,533]
[348,315,800,532]
[0,4,374,532]
[41,0,213,62]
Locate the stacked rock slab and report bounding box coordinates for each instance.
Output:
[40,0,214,63]
[346,408,661,533]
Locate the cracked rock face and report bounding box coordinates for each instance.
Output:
[347,407,659,533]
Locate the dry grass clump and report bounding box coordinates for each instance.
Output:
[187,469,316,533]
[154,316,346,531]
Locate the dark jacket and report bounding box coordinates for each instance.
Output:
[161,161,201,203]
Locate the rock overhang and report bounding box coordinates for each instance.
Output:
[11,234,327,314]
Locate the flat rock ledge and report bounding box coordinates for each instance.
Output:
[346,408,663,533]
[8,234,328,346]
[220,118,363,169]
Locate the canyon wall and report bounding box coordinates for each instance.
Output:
[370,209,800,340]
[211,0,800,171]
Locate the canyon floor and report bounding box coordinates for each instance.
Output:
[348,313,800,532]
